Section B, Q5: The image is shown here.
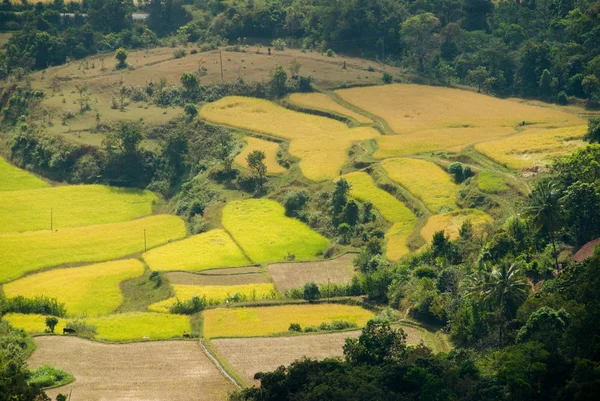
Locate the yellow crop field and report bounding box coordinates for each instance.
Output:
[382,158,459,213]
[477,171,509,194]
[143,229,250,272]
[420,209,493,243]
[222,199,329,263]
[0,157,49,192]
[148,283,277,312]
[3,260,145,316]
[474,126,587,169]
[2,313,67,334]
[288,93,374,124]
[202,304,374,338]
[235,137,286,175]
[200,96,379,181]
[0,185,156,233]
[0,215,186,283]
[337,84,584,134]
[339,172,417,260]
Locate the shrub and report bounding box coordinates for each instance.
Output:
[303,282,321,301]
[283,189,310,217]
[326,49,336,57]
[115,48,128,69]
[448,162,464,183]
[184,103,198,118]
[174,48,187,59]
[65,320,97,339]
[288,323,302,332]
[557,91,568,105]
[382,72,393,84]
[271,38,286,51]
[45,316,59,333]
[169,296,207,315]
[190,49,198,54]
[297,75,313,92]
[27,365,72,388]
[367,65,376,72]
[0,296,66,317]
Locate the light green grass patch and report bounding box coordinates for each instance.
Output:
[0,215,186,283]
[477,171,509,194]
[0,185,157,233]
[222,199,329,263]
[3,259,145,316]
[0,157,49,192]
[143,229,250,272]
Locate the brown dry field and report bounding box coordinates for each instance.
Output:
[194,265,264,275]
[267,253,356,292]
[166,271,270,286]
[29,336,234,401]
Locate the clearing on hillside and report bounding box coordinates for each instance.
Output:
[0,214,186,283]
[477,171,509,194]
[148,283,277,312]
[222,199,329,263]
[339,172,417,260]
[336,84,584,134]
[474,126,587,169]
[202,304,374,338]
[268,253,356,292]
[200,96,378,181]
[287,93,374,124]
[235,136,286,175]
[28,336,233,401]
[382,158,459,213]
[0,157,49,192]
[420,209,493,243]
[0,185,156,233]
[3,259,144,316]
[166,271,269,286]
[143,229,250,272]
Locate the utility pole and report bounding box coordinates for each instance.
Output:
[144,229,147,252]
[219,51,224,83]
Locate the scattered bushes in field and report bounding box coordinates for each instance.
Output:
[284,189,311,218]
[288,323,302,332]
[271,38,286,51]
[448,162,472,183]
[287,320,358,333]
[0,296,66,317]
[303,282,321,301]
[27,365,72,388]
[382,72,393,84]
[45,317,59,334]
[173,48,187,59]
[169,296,208,314]
[65,320,97,339]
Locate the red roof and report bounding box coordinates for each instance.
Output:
[573,238,600,263]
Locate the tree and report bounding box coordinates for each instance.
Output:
[585,117,600,143]
[539,69,554,98]
[184,103,197,119]
[283,189,310,217]
[338,222,353,244]
[148,0,191,36]
[115,48,128,69]
[448,162,464,182]
[45,316,58,333]
[343,320,407,366]
[269,65,287,98]
[246,150,267,191]
[180,72,199,99]
[88,0,133,33]
[342,200,359,226]
[303,281,320,301]
[467,66,489,93]
[289,58,301,79]
[400,13,441,73]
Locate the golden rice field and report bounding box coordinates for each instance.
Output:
[477,171,509,194]
[340,172,417,260]
[3,260,145,316]
[0,157,49,192]
[202,304,374,338]
[336,84,584,134]
[222,199,330,263]
[0,215,186,283]
[474,126,587,169]
[235,136,286,175]
[0,185,156,233]
[148,283,277,313]
[287,93,374,124]
[200,96,379,181]
[420,209,493,243]
[143,229,250,272]
[382,158,459,213]
[3,312,190,341]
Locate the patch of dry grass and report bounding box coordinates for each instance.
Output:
[420,209,493,243]
[235,136,286,175]
[288,93,373,124]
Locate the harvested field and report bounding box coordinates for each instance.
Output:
[337,84,584,134]
[421,209,493,243]
[0,214,186,283]
[287,93,374,124]
[200,96,378,181]
[235,136,286,175]
[222,199,329,263]
[268,254,356,292]
[143,229,250,272]
[166,271,268,286]
[474,126,587,169]
[196,266,264,275]
[3,259,144,316]
[339,172,416,260]
[0,185,156,233]
[477,171,509,194]
[0,157,49,192]
[202,304,374,338]
[28,336,233,401]
[382,158,459,213]
[148,283,277,312]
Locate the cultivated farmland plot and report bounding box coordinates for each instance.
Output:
[235,136,286,175]
[287,93,374,124]
[0,156,49,191]
[166,271,270,286]
[420,209,493,243]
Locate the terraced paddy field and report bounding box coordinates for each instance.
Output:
[340,172,417,260]
[0,157,49,191]
[287,93,374,124]
[235,136,286,175]
[222,199,329,263]
[202,304,374,338]
[149,283,277,312]
[0,214,186,283]
[29,336,233,401]
[200,96,379,181]
[478,171,509,194]
[382,158,459,213]
[421,209,493,243]
[166,271,269,286]
[268,254,356,292]
[0,185,156,233]
[3,259,145,316]
[474,125,587,169]
[143,229,250,272]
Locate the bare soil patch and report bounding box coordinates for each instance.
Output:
[166,271,270,286]
[267,254,356,291]
[28,336,234,401]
